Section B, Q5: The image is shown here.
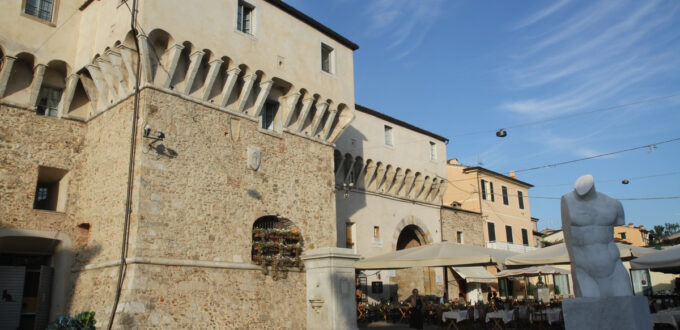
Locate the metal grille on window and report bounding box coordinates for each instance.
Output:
[25,0,54,21]
[36,87,63,117]
[262,101,278,130]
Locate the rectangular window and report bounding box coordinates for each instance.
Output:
[505,225,513,243]
[384,125,393,146]
[456,231,464,244]
[522,228,529,245]
[489,181,495,201]
[261,101,278,130]
[502,186,509,205]
[345,223,354,249]
[33,166,68,211]
[24,0,54,22]
[518,191,525,209]
[620,232,627,240]
[36,86,63,117]
[371,281,383,294]
[487,222,496,242]
[321,43,334,73]
[429,141,436,161]
[373,226,380,239]
[480,179,487,200]
[237,1,254,35]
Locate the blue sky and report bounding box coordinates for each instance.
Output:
[288,0,680,231]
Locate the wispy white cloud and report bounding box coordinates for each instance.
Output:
[363,0,444,59]
[513,0,571,30]
[500,0,680,118]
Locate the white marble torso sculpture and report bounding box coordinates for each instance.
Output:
[561,174,632,297]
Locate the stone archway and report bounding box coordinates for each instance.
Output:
[391,218,438,300]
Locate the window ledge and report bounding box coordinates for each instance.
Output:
[257,127,283,139]
[33,209,66,215]
[234,29,257,41]
[320,70,336,79]
[20,13,56,27]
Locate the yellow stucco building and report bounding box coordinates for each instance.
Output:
[443,159,537,252]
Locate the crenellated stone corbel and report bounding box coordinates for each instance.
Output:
[295,98,315,132]
[237,73,257,112]
[251,79,274,117]
[308,102,329,136]
[381,167,396,193]
[389,170,405,195]
[95,57,119,99]
[419,179,433,201]
[86,64,111,107]
[136,34,154,83]
[401,175,415,198]
[218,67,241,107]
[361,162,377,190]
[342,157,357,184]
[371,164,386,191]
[104,49,128,93]
[27,64,47,108]
[57,74,79,118]
[282,92,301,128]
[162,43,185,89]
[183,50,205,95]
[202,58,224,100]
[116,44,137,89]
[0,55,18,98]
[321,108,338,140]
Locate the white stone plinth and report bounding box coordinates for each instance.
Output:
[563,296,652,330]
[302,247,361,330]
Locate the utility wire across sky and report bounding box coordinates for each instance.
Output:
[512,137,680,173]
[454,92,680,138]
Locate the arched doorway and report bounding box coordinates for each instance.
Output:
[394,225,438,300]
[396,225,425,250]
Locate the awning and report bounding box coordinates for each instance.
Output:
[496,266,569,278]
[355,242,517,270]
[504,243,657,267]
[631,244,680,274]
[451,266,497,283]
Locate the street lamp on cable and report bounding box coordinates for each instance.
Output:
[496,129,507,138]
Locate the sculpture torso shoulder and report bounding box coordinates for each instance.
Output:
[562,191,622,227]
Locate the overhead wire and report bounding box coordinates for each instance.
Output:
[454,92,680,138]
[534,170,680,187]
[513,137,680,173]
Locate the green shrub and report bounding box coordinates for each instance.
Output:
[51,311,96,330]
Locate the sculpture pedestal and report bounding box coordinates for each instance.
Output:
[302,247,361,330]
[563,296,652,330]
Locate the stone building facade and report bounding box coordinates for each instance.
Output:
[444,159,538,253]
[1,0,358,328]
[334,104,449,302]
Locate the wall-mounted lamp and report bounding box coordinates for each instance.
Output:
[496,129,507,138]
[342,182,354,198]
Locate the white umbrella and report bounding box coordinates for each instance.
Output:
[355,241,517,270]
[631,244,680,274]
[496,265,569,278]
[504,243,657,267]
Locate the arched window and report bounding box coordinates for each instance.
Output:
[251,216,303,272]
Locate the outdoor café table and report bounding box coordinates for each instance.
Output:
[443,309,480,329]
[486,309,515,330]
[530,308,562,325]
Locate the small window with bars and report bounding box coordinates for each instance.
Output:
[24,0,55,22]
[321,43,334,73]
[237,1,254,35]
[36,86,63,117]
[384,125,393,146]
[261,101,279,130]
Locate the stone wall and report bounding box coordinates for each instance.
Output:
[441,206,484,247]
[134,88,336,262]
[113,264,306,329]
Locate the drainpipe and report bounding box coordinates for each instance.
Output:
[108,0,141,328]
